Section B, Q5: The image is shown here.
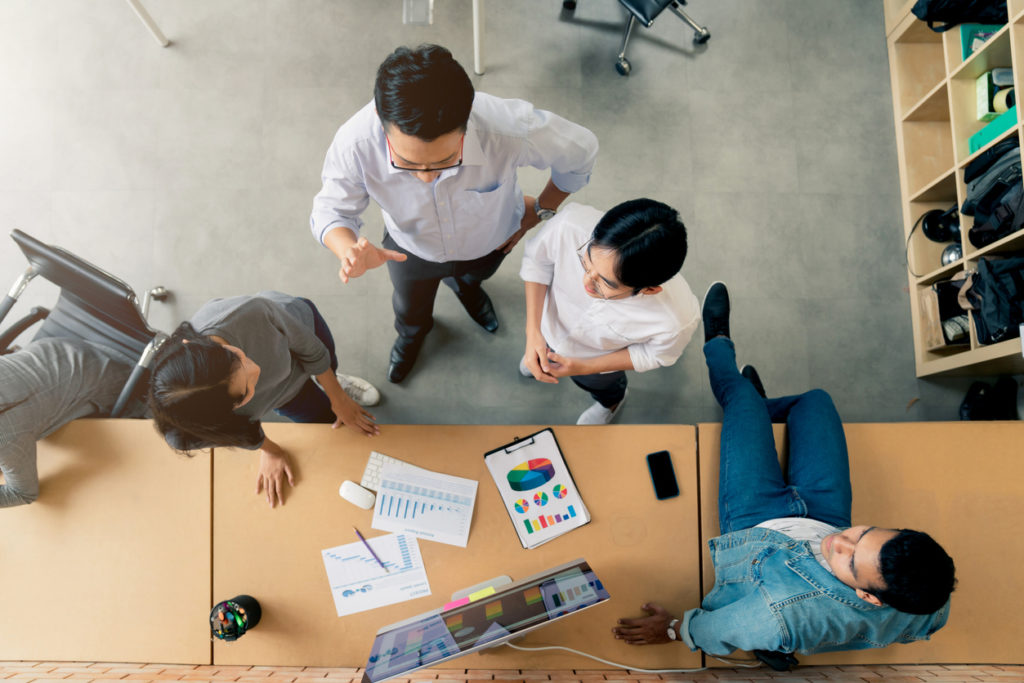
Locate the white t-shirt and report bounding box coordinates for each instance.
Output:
[756,517,840,573]
[519,203,700,373]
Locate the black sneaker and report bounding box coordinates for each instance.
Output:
[702,281,730,343]
[741,364,766,399]
[753,650,799,671]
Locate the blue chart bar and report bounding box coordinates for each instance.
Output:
[395,535,413,572]
[382,480,472,507]
[382,494,451,521]
[567,505,576,518]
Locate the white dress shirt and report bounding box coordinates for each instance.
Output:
[310,92,599,263]
[520,203,700,373]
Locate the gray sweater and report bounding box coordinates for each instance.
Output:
[0,338,139,507]
[188,291,332,449]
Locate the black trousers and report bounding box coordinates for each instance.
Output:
[571,370,628,408]
[383,232,507,344]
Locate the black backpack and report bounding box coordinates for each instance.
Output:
[969,181,1024,247]
[961,139,1022,245]
[912,0,1007,31]
[961,254,1024,344]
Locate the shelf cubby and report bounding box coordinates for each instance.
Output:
[907,200,961,278]
[893,19,948,115]
[902,120,956,194]
[949,26,1014,162]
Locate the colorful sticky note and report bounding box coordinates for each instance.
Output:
[468,586,496,602]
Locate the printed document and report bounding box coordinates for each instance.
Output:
[371,463,478,547]
[321,533,431,617]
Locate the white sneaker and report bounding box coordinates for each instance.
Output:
[337,373,381,407]
[576,390,627,425]
[518,358,532,377]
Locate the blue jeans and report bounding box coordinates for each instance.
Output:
[704,337,852,534]
[274,298,339,424]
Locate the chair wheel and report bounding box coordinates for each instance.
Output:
[694,27,710,44]
[562,0,576,9]
[615,58,631,76]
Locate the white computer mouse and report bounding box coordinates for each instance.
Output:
[339,480,376,510]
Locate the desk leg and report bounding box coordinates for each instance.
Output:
[125,0,171,47]
[472,0,485,75]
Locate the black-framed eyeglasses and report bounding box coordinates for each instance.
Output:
[576,240,634,300]
[386,135,465,173]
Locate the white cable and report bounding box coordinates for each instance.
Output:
[504,643,763,671]
[711,656,763,668]
[505,642,706,673]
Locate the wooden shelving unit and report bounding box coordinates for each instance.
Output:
[887,1,1024,376]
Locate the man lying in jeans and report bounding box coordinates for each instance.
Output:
[611,282,956,668]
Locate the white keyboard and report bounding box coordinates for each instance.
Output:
[360,450,416,492]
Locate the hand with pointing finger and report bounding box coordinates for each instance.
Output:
[338,236,407,283]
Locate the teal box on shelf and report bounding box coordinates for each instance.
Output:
[968,105,1018,153]
[960,23,1004,61]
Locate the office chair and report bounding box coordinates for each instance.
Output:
[0,229,170,417]
[564,0,710,76]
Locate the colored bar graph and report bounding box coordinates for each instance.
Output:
[555,514,562,522]
[445,614,463,632]
[523,520,534,534]
[547,515,554,526]
[524,586,542,605]
[568,505,576,518]
[485,600,503,620]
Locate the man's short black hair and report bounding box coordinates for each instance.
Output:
[374,44,474,140]
[591,198,688,291]
[874,529,956,615]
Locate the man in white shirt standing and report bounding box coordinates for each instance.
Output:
[310,44,599,383]
[519,199,699,424]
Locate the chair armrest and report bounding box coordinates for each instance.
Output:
[0,306,50,355]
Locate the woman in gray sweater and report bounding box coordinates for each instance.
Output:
[147,291,380,508]
[1,338,141,508]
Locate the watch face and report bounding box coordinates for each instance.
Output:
[537,208,555,221]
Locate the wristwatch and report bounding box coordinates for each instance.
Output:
[534,201,556,222]
[667,618,680,641]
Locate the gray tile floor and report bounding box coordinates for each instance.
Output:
[0,0,1006,427]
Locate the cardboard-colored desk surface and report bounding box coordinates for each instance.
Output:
[0,419,212,664]
[698,421,1024,665]
[212,424,700,670]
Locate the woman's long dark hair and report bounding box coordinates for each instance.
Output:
[147,322,262,454]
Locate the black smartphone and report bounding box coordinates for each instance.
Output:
[646,450,679,500]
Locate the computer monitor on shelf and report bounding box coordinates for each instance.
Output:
[360,558,609,683]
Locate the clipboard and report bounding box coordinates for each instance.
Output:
[483,428,590,549]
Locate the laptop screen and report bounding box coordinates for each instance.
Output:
[361,558,609,683]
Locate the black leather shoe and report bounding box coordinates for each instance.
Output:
[753,650,798,672]
[702,281,730,343]
[387,338,422,384]
[741,364,766,399]
[458,287,499,333]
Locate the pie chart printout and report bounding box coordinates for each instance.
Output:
[552,484,568,499]
[533,491,549,506]
[514,499,529,513]
[506,458,556,492]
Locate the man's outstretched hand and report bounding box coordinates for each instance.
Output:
[613,602,676,645]
[338,236,407,283]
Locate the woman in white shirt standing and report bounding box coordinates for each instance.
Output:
[519,199,700,424]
